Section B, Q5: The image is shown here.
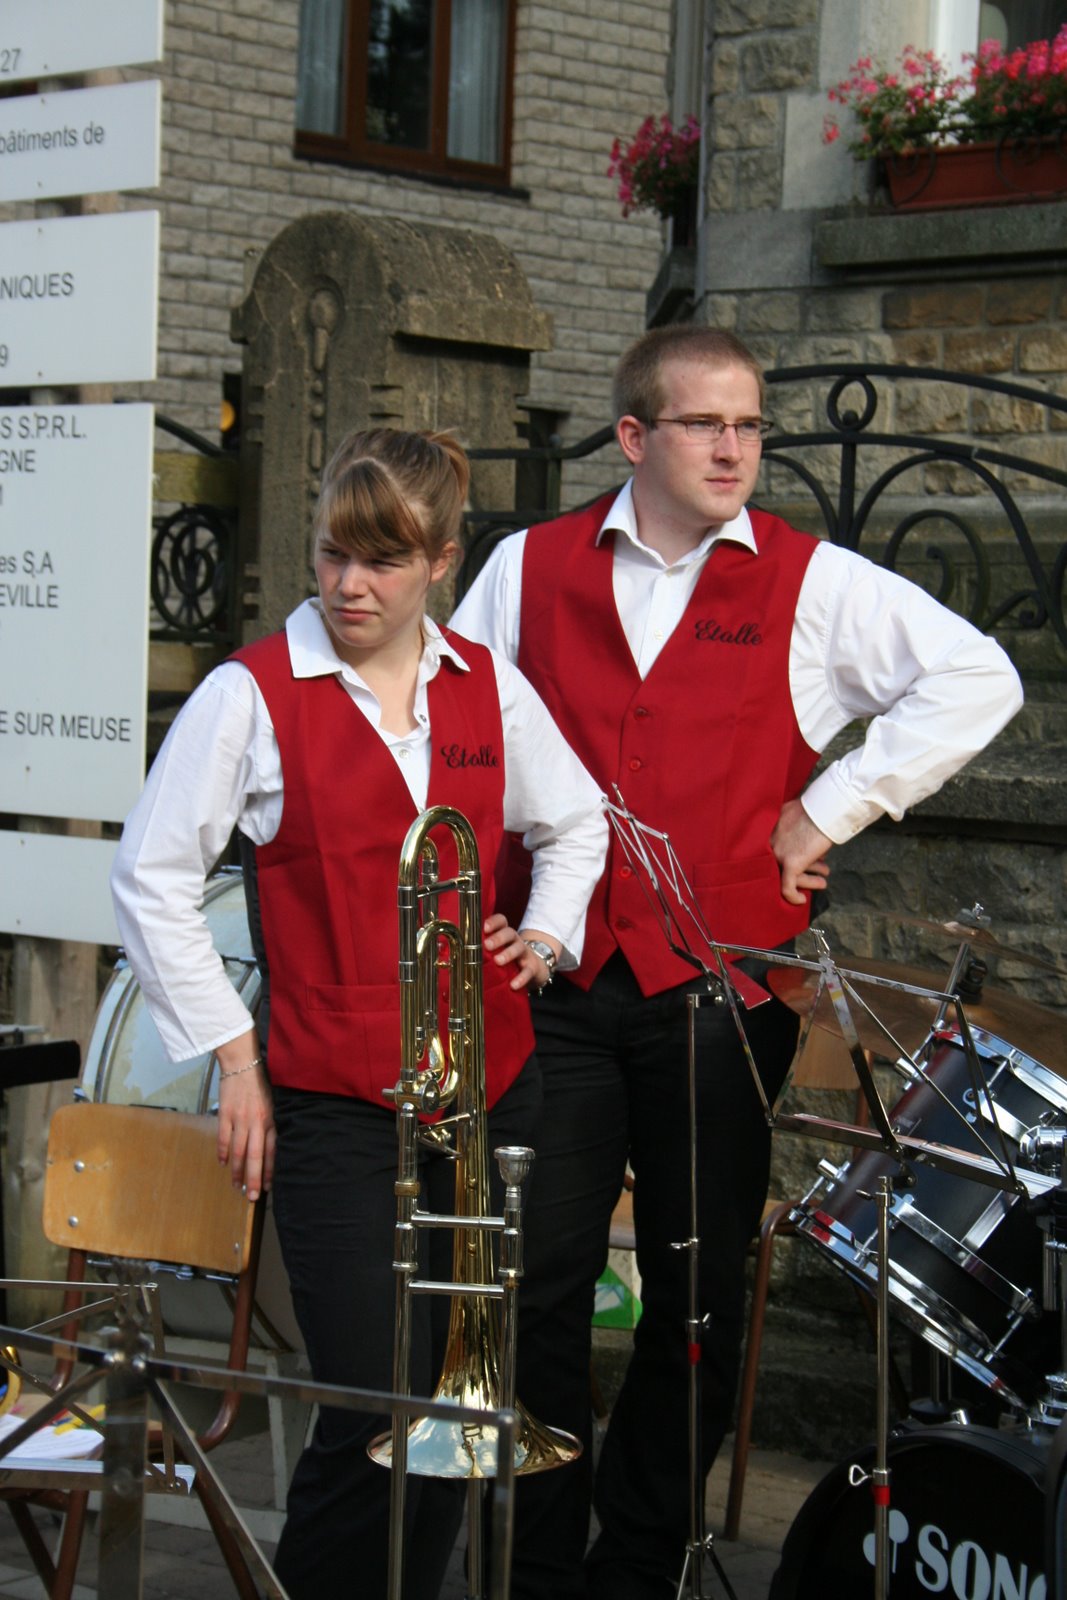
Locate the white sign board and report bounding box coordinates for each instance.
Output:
[0,832,119,944]
[0,403,153,824]
[0,81,161,203]
[0,210,158,387]
[0,1,164,83]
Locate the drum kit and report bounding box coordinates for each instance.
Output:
[605,797,1067,1600]
[766,933,1067,1600]
[74,825,1067,1600]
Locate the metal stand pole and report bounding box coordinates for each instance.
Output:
[848,1174,893,1600]
[672,992,738,1600]
[872,1176,892,1600]
[386,1097,420,1600]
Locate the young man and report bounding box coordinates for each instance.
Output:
[451,326,1023,1600]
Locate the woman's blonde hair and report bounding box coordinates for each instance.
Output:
[314,428,470,562]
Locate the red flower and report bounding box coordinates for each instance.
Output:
[608,113,701,219]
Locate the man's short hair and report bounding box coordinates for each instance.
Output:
[612,326,765,425]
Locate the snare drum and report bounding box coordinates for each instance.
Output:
[792,1027,1067,1409]
[81,869,260,1110]
[770,1422,1050,1600]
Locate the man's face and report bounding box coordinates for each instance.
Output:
[620,358,764,539]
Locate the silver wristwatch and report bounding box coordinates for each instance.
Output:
[524,940,558,984]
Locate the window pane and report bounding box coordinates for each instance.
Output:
[447,0,506,164]
[297,0,347,136]
[979,1,1067,46]
[366,0,434,150]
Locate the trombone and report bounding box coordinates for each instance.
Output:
[370,805,579,1600]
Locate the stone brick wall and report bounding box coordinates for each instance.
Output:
[705,0,819,214]
[154,0,673,505]
[692,0,1067,1465]
[0,0,674,508]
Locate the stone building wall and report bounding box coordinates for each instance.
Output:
[0,0,675,506]
[143,0,672,504]
[691,0,1067,1467]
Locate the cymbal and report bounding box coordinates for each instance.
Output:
[769,957,1067,1079]
[875,913,1067,979]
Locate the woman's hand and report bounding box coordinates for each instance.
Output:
[483,913,561,992]
[215,1031,275,1203]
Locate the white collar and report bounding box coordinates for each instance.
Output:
[594,478,758,563]
[285,600,471,682]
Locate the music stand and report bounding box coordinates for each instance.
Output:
[604,796,1050,1599]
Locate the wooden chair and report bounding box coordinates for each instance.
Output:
[0,1101,264,1599]
[722,1027,882,1541]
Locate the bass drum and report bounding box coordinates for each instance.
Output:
[792,1026,1066,1410]
[80,869,302,1353]
[770,1422,1050,1600]
[81,869,259,1111]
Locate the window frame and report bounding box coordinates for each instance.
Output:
[294,0,518,188]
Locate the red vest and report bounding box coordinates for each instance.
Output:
[234,628,534,1108]
[516,495,820,996]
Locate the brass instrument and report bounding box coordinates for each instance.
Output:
[370,805,579,1599]
[0,1348,21,1416]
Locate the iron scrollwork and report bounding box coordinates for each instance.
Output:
[762,363,1067,654]
[151,502,233,637]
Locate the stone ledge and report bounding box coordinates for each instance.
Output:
[815,201,1067,275]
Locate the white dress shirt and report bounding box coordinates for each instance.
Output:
[450,479,1024,845]
[111,603,608,1064]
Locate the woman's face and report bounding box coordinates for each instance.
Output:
[313,533,453,667]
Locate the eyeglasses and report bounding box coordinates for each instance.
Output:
[650,417,773,445]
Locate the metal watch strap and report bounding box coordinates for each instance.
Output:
[524,939,557,977]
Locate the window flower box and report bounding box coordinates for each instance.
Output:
[883,136,1067,209]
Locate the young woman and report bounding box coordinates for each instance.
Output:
[110,428,607,1600]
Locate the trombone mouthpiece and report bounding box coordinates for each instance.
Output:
[495,1145,534,1186]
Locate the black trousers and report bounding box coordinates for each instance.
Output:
[270,1061,542,1600]
[506,954,797,1600]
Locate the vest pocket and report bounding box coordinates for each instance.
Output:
[693,851,783,930]
[305,982,400,1015]
[693,850,779,891]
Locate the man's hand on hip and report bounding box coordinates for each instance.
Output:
[770,798,832,907]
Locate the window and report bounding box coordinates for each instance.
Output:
[979,1,1067,48]
[295,0,516,185]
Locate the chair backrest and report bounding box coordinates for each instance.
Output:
[43,1103,255,1275]
[41,1101,262,1450]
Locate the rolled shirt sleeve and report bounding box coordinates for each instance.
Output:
[793,542,1024,844]
[109,665,276,1062]
[490,648,607,967]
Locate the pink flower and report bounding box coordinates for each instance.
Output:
[607,112,701,219]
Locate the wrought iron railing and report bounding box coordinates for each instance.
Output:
[459,365,1067,671]
[153,367,1066,671]
[151,414,238,644]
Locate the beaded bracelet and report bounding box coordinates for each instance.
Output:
[218,1056,262,1081]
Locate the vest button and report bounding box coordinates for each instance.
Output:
[616,916,633,931]
[633,706,649,718]
[619,864,633,880]
[628,757,642,772]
